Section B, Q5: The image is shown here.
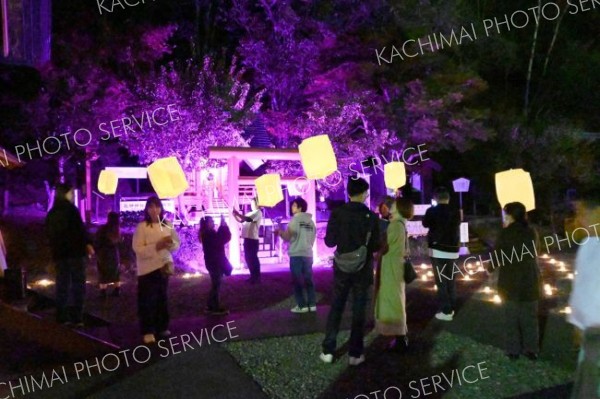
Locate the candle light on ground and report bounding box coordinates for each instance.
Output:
[558,261,565,267]
[426,271,434,277]
[464,275,471,281]
[476,261,481,266]
[34,279,54,287]
[559,265,567,272]
[567,273,574,280]
[420,263,428,269]
[493,295,502,304]
[541,254,549,259]
[483,286,491,294]
[549,259,556,264]
[560,306,572,314]
[421,275,428,282]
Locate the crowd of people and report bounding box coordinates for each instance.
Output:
[38,179,599,396]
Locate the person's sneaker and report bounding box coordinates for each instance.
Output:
[348,355,365,366]
[291,306,309,313]
[524,352,538,361]
[210,308,230,316]
[319,353,333,363]
[435,311,454,321]
[157,330,171,338]
[143,334,156,344]
[309,305,317,312]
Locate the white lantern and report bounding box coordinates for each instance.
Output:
[298,135,338,179]
[147,157,189,199]
[384,162,406,189]
[495,168,535,211]
[97,170,118,195]
[255,174,284,207]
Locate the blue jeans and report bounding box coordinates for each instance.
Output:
[290,256,316,308]
[322,265,371,357]
[55,257,87,323]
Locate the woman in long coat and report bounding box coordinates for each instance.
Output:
[495,201,542,360]
[375,197,414,352]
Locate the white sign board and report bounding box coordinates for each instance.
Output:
[453,178,470,193]
[106,167,148,179]
[413,204,431,217]
[460,222,469,243]
[120,199,176,213]
[406,221,428,237]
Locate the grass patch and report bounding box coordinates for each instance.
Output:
[426,331,573,399]
[225,331,377,399]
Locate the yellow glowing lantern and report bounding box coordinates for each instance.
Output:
[147,157,189,199]
[97,170,119,195]
[298,135,338,179]
[495,168,535,211]
[384,162,406,190]
[255,174,284,207]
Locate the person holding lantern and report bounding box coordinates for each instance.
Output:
[422,187,461,321]
[233,197,263,284]
[568,197,600,398]
[133,196,180,344]
[494,201,541,361]
[374,197,414,352]
[276,196,317,313]
[45,183,95,326]
[200,215,232,315]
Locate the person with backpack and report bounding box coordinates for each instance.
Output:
[276,197,317,313]
[320,177,381,366]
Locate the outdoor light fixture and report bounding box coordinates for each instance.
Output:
[97,170,118,195]
[298,134,338,179]
[384,162,406,189]
[254,173,284,207]
[495,168,535,211]
[147,157,189,199]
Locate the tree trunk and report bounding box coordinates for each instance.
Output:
[524,0,542,119]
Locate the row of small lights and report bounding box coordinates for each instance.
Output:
[416,254,574,314]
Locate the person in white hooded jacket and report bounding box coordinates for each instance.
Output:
[277,197,317,313]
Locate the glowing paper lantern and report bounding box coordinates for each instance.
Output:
[495,168,535,211]
[384,162,406,190]
[298,135,338,179]
[97,170,118,195]
[147,157,189,199]
[255,174,284,207]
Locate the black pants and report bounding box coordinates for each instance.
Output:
[55,257,87,324]
[138,269,170,335]
[243,238,261,280]
[207,272,222,310]
[504,300,539,355]
[431,257,457,315]
[322,266,371,357]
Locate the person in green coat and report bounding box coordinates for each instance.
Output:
[375,197,414,352]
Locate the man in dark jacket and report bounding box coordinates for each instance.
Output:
[45,183,94,326]
[320,177,381,366]
[422,187,461,321]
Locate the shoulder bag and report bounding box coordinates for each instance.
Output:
[400,221,417,284]
[334,231,372,274]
